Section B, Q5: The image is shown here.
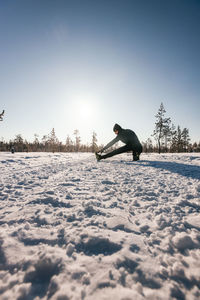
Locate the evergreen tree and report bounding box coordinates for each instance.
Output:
[142,138,154,153]
[147,138,153,152]
[163,121,172,152]
[182,128,190,152]
[169,123,177,152]
[66,135,73,152]
[0,137,6,151]
[48,128,59,152]
[42,135,48,152]
[33,134,40,152]
[153,103,171,153]
[14,134,24,152]
[192,142,197,152]
[73,129,81,152]
[198,142,200,152]
[91,131,98,152]
[176,125,183,152]
[24,139,30,152]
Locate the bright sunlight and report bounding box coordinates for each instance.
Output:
[69,93,98,121]
[78,101,93,119]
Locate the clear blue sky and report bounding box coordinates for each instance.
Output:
[0,0,200,145]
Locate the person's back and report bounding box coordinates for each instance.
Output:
[118,128,141,148]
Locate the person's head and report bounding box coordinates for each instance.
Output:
[113,124,122,135]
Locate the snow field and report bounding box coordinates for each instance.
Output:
[0,152,200,300]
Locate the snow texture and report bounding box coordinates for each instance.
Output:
[0,152,200,300]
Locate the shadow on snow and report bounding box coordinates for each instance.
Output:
[124,160,200,180]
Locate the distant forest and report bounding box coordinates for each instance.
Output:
[0,128,100,153]
[0,105,200,153]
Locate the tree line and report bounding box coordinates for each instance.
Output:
[0,106,200,153]
[0,128,100,153]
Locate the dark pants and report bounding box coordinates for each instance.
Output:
[101,144,142,160]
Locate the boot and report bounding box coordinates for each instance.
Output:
[95,152,102,161]
[133,153,140,161]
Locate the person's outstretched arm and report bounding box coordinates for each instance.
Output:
[100,136,119,152]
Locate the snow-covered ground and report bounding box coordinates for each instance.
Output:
[0,152,200,300]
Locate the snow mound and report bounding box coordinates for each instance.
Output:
[172,232,197,252]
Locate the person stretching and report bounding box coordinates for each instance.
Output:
[95,123,142,161]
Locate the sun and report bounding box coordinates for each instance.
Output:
[67,92,98,129]
[78,102,93,119]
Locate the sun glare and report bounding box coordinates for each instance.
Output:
[78,102,93,119]
[67,93,98,129]
[70,93,97,120]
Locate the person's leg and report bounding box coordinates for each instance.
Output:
[132,151,139,161]
[132,145,143,161]
[133,152,141,161]
[101,144,132,159]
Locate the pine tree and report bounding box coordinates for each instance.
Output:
[33,134,40,151]
[14,134,24,152]
[163,122,172,152]
[42,135,48,152]
[73,129,81,152]
[176,125,183,152]
[48,128,59,152]
[147,138,153,152]
[66,135,73,152]
[153,103,171,153]
[182,128,190,152]
[192,142,197,152]
[142,138,154,153]
[169,123,177,152]
[91,131,98,152]
[197,142,200,152]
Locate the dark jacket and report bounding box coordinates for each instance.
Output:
[102,124,142,152]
